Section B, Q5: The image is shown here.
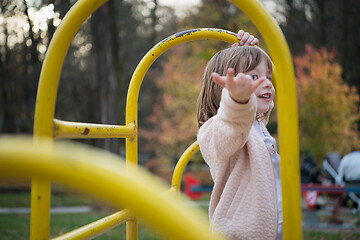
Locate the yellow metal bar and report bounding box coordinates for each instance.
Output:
[230,0,302,239]
[30,177,51,240]
[126,219,138,240]
[53,209,133,240]
[125,28,238,239]
[0,137,225,240]
[165,186,178,196]
[32,0,108,239]
[171,141,199,192]
[53,119,135,139]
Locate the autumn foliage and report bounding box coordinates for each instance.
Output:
[139,43,209,161]
[295,44,360,162]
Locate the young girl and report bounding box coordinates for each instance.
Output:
[197,34,282,240]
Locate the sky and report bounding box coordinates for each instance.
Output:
[158,0,284,24]
[1,0,199,48]
[158,0,201,17]
[158,0,200,9]
[1,0,283,49]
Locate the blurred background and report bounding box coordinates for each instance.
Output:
[0,0,359,239]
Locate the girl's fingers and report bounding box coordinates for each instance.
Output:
[226,68,235,78]
[240,32,250,45]
[252,77,267,91]
[237,30,245,40]
[251,38,259,46]
[236,30,259,46]
[211,69,236,88]
[226,68,235,88]
[211,72,226,87]
[245,35,254,46]
[213,69,264,94]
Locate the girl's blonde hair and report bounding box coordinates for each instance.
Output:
[197,46,273,128]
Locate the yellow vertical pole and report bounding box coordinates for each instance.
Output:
[30,178,51,239]
[230,0,302,239]
[32,0,108,239]
[125,70,139,240]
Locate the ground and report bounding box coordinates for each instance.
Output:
[0,189,359,239]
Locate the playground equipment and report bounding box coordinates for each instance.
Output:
[1,0,302,239]
[0,137,223,240]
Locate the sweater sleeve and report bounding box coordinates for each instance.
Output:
[197,88,257,176]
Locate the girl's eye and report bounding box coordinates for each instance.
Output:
[267,77,272,81]
[251,75,258,80]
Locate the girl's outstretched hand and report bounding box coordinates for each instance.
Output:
[232,30,259,47]
[211,68,266,104]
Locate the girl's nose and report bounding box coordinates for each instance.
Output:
[262,77,273,88]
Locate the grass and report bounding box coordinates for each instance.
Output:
[0,191,93,208]
[303,230,360,240]
[0,191,163,239]
[0,212,163,240]
[1,192,360,239]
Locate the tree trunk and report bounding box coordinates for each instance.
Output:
[150,0,158,45]
[91,0,119,153]
[23,0,39,64]
[0,19,13,133]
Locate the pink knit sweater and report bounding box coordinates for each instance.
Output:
[198,89,278,240]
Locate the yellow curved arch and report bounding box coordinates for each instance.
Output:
[171,142,200,192]
[125,28,239,164]
[34,0,107,138]
[32,1,107,238]
[0,137,225,240]
[230,1,302,239]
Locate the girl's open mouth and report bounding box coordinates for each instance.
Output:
[259,93,271,99]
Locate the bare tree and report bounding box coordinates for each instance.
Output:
[91,0,120,153]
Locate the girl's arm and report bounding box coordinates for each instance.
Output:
[198,69,265,167]
[198,89,256,172]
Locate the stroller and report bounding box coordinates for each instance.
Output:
[301,154,321,184]
[322,151,360,210]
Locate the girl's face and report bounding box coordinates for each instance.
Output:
[244,58,275,114]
